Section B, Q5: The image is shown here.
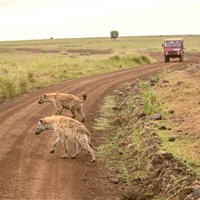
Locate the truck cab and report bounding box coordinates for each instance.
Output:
[162,38,184,62]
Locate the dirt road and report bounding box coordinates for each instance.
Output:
[0,53,198,200]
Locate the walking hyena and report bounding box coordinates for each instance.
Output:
[34,115,95,162]
[38,93,87,122]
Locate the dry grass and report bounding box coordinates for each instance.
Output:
[152,65,200,176]
[0,35,200,102]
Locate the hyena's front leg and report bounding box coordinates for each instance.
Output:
[71,141,81,159]
[49,137,60,153]
[60,137,68,159]
[56,107,64,115]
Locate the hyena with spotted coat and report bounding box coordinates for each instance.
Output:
[38,93,87,122]
[34,115,95,162]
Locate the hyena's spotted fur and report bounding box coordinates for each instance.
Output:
[34,115,95,162]
[38,93,87,122]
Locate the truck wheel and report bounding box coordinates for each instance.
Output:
[165,56,169,62]
[180,55,184,62]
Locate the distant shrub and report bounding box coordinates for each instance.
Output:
[103,54,156,71]
[141,55,151,64]
[132,57,142,64]
[109,55,121,61]
[132,55,152,64]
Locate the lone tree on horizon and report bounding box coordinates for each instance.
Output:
[110,30,119,40]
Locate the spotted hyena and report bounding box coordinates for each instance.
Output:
[38,93,87,122]
[34,115,95,162]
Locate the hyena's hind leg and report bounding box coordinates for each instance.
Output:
[70,108,76,119]
[71,141,81,159]
[77,105,85,122]
[78,137,95,163]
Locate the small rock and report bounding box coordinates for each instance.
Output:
[112,106,121,110]
[150,113,162,120]
[159,125,168,130]
[138,112,146,118]
[163,79,169,83]
[177,81,184,86]
[151,151,173,165]
[193,188,200,199]
[177,129,183,132]
[168,109,174,114]
[109,177,120,184]
[168,137,176,142]
[149,79,157,86]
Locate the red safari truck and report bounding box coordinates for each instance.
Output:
[162,38,184,62]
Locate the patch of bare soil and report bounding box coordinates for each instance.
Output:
[0,52,199,200]
[153,63,200,162]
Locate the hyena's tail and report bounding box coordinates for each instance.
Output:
[88,135,91,145]
[88,136,94,149]
[82,94,87,101]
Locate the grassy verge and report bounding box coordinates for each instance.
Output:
[95,94,150,185]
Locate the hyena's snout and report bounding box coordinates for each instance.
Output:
[38,99,43,104]
[34,128,42,135]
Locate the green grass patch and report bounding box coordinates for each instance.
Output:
[138,81,162,116]
[95,94,149,185]
[94,96,115,130]
[141,91,161,115]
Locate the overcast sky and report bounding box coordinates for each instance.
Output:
[0,0,199,41]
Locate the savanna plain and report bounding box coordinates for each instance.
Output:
[0,36,200,200]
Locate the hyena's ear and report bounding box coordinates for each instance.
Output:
[39,119,45,125]
[44,94,47,98]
